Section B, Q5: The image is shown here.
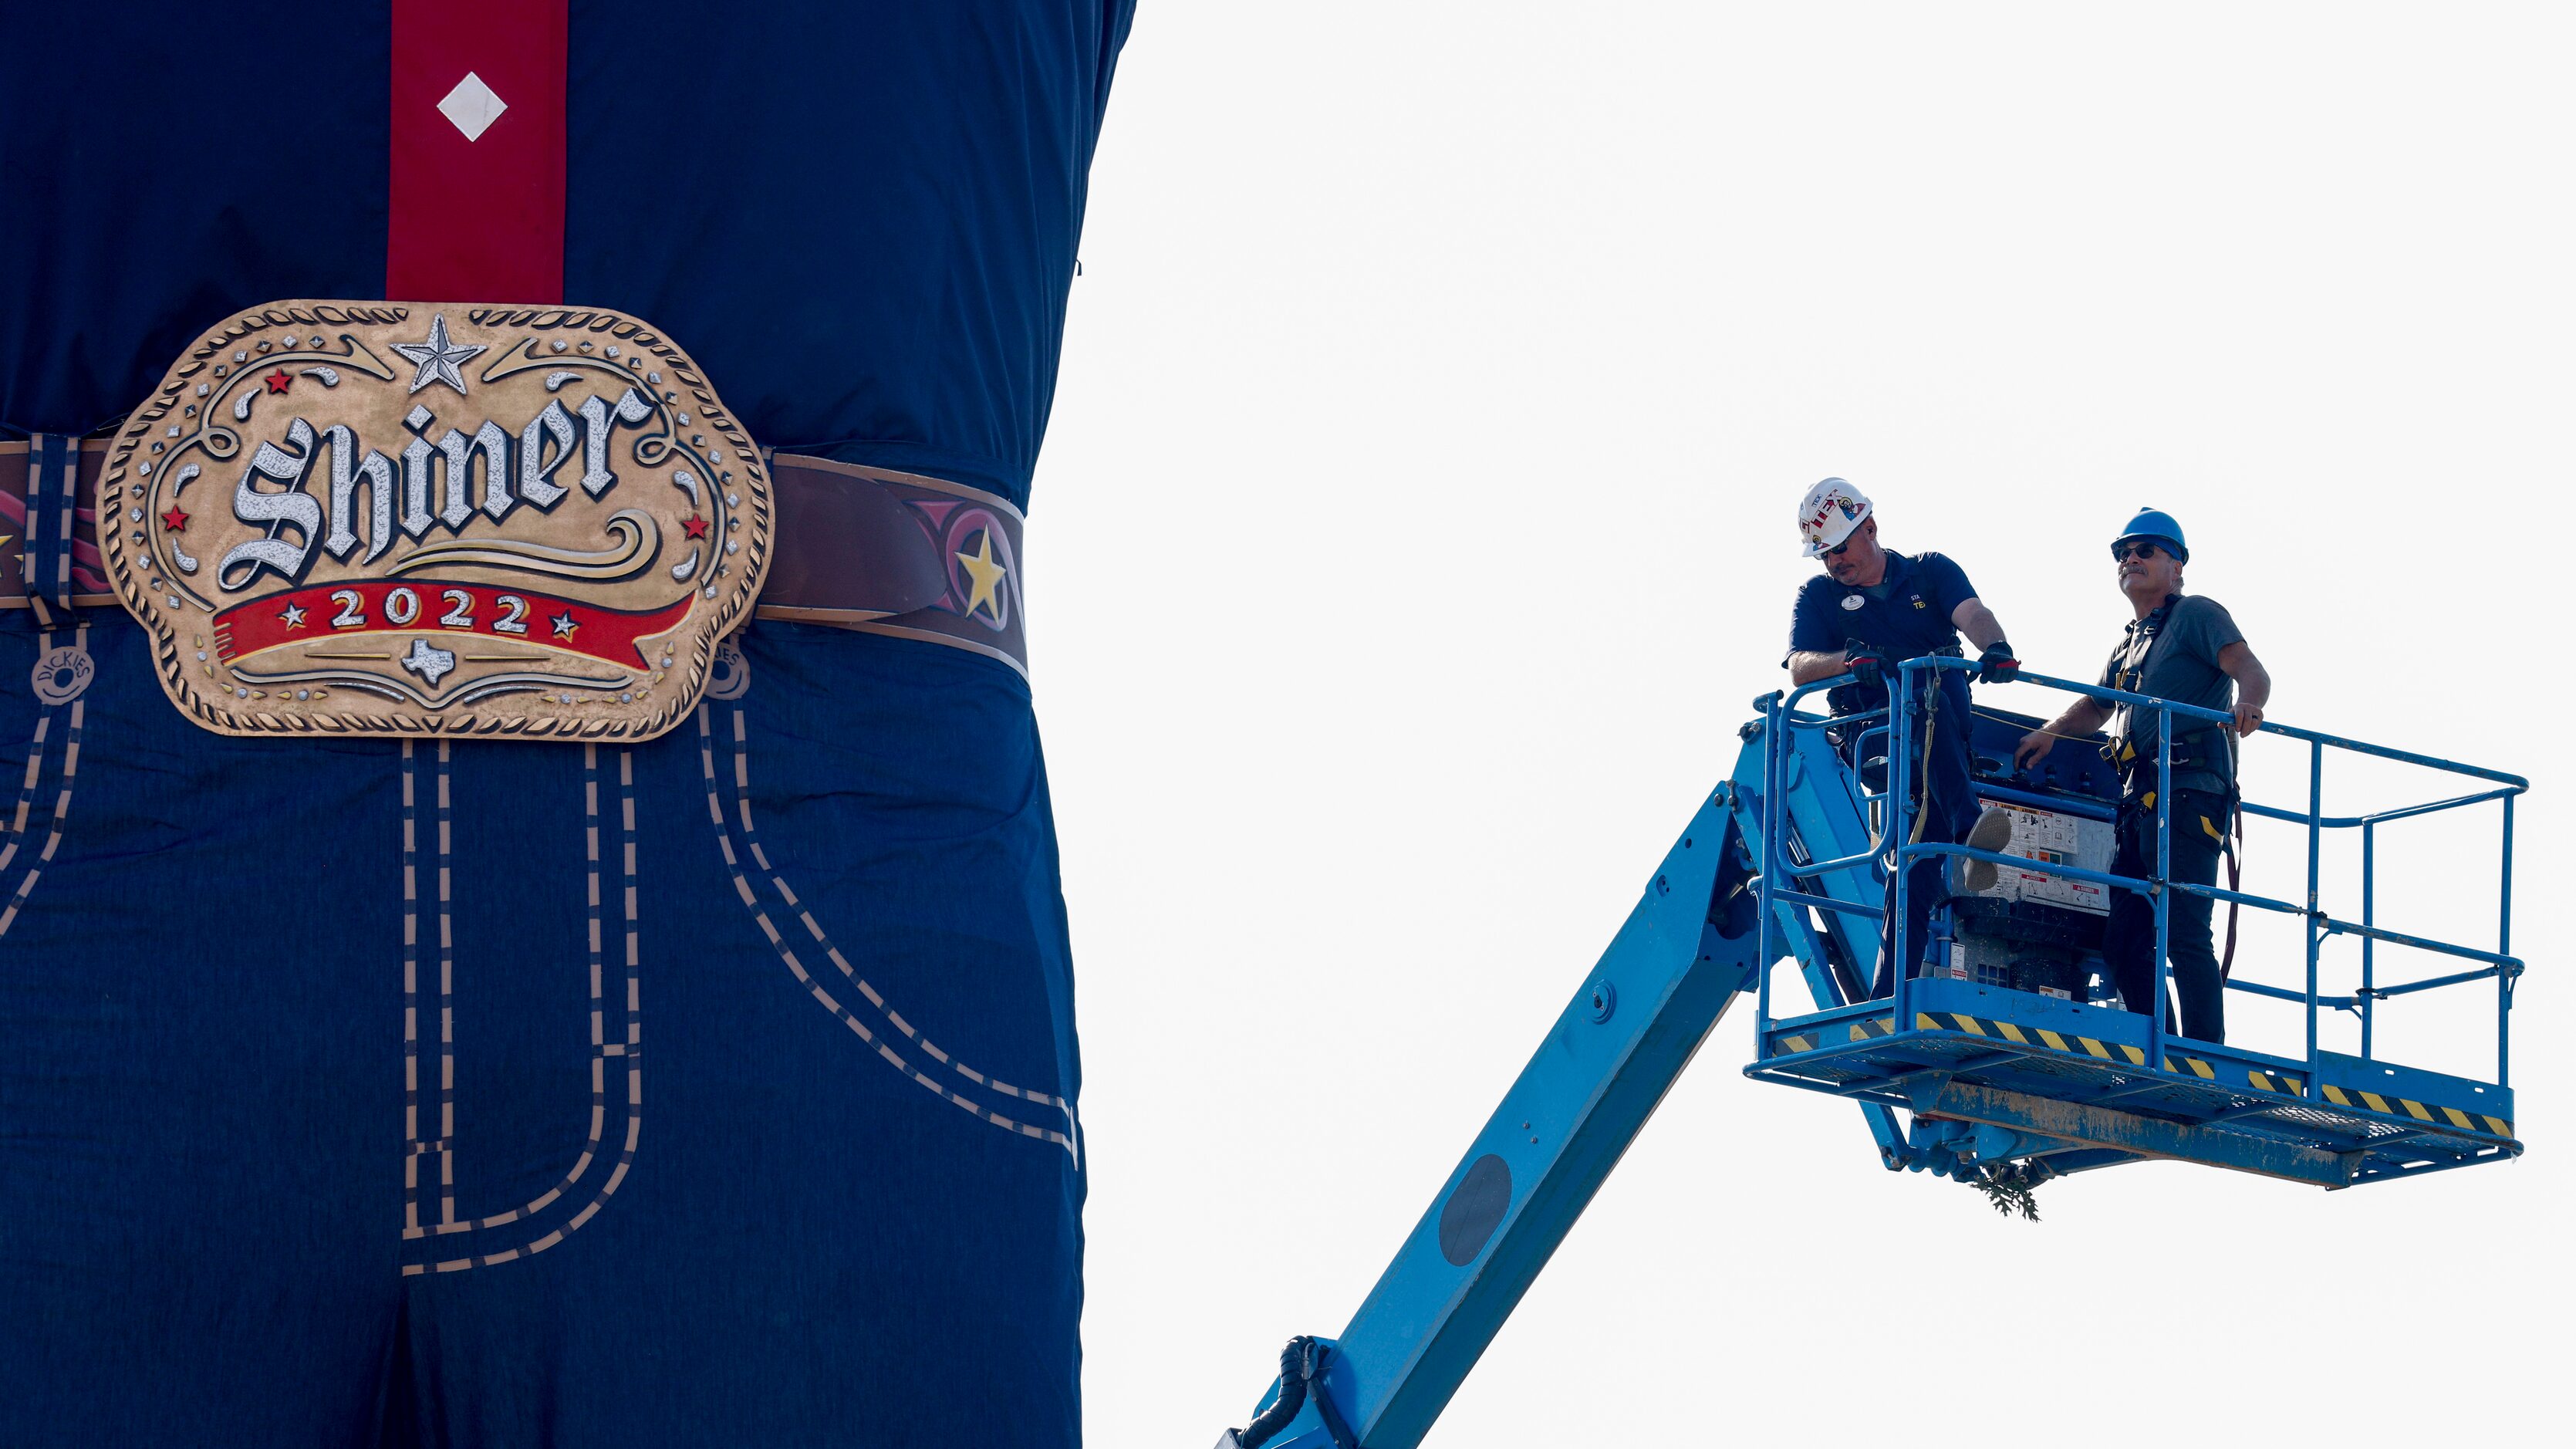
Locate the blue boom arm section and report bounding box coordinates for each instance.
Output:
[1220,785,1769,1449]
[1722,714,1910,1167]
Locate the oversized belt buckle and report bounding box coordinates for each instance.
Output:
[103,301,770,740]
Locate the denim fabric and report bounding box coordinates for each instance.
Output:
[2105,789,2230,1044]
[0,613,1087,1445]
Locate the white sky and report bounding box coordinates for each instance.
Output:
[1038,6,2571,1445]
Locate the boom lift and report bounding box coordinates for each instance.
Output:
[1218,658,2527,1449]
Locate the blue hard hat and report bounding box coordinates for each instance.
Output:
[2112,507,2188,563]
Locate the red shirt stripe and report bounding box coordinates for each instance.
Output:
[387,0,569,302]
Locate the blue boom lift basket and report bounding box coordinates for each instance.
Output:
[1220,656,2530,1449]
[1740,656,2524,1189]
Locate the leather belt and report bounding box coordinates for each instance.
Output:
[1,437,1028,679]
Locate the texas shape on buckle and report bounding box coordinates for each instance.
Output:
[103,302,771,740]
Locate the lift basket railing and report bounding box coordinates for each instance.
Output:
[1751,656,2526,1094]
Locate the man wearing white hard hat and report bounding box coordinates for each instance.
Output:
[1785,478,2020,997]
[2014,509,2271,1044]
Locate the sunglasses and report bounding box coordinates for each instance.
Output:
[2113,541,2163,562]
[1822,535,1860,559]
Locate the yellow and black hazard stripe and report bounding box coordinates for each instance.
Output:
[2159,1053,2304,1098]
[2318,1083,2512,1138]
[1775,1015,1897,1055]
[1912,1009,2149,1068]
[1777,1008,2509,1136]
[1904,1012,2313,1099]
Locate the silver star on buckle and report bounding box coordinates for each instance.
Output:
[391,313,487,397]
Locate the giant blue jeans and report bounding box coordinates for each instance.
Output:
[0,613,1085,1446]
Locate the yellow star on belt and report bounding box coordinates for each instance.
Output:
[956,530,1008,622]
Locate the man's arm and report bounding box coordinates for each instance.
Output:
[1950,598,2007,652]
[1782,581,1855,685]
[2014,697,2111,771]
[1952,596,2023,682]
[1786,649,1851,686]
[2217,640,2270,736]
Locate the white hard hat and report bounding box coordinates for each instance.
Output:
[1796,478,1872,557]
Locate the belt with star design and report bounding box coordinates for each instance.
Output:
[1,438,1028,681]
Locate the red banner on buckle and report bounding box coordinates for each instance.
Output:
[211,580,694,670]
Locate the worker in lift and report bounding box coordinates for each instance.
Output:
[2013,509,2271,1044]
[1784,478,2020,997]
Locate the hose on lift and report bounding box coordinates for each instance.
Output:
[1906,671,1940,851]
[1234,1336,1359,1449]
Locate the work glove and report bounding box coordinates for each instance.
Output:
[1842,643,1888,688]
[1976,640,2021,684]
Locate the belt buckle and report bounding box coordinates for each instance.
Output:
[103,301,771,740]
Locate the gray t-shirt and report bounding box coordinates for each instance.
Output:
[2101,594,2245,794]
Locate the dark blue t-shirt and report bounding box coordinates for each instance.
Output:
[1787,549,1980,664]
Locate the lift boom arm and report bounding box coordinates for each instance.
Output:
[1220,775,1775,1449]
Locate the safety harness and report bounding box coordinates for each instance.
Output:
[2105,596,2243,979]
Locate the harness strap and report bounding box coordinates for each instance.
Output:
[2220,799,2243,981]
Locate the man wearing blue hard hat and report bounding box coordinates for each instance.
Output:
[1786,478,2020,998]
[2014,509,2272,1043]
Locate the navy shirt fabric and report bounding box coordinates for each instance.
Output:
[0,2,1133,511]
[1787,549,1981,728]
[0,5,1132,1446]
[1785,549,1987,988]
[2101,593,2245,795]
[1787,549,1978,664]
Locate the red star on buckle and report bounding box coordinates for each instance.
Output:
[160,506,191,532]
[681,514,709,540]
[263,369,293,394]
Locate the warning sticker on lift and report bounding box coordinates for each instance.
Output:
[1969,805,2115,916]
